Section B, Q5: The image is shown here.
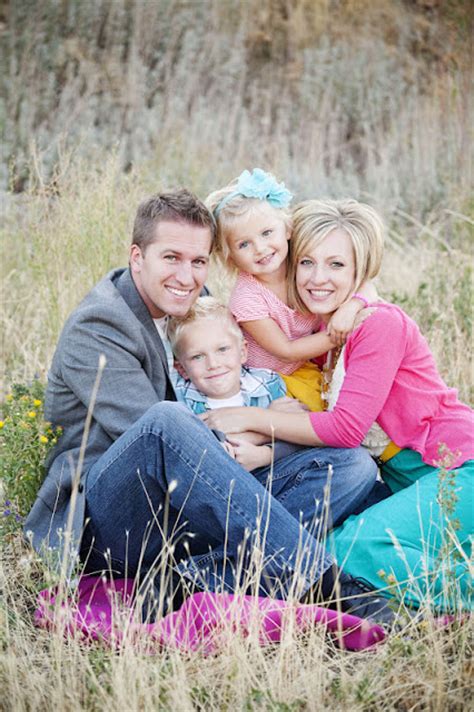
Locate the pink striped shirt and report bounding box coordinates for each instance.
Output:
[229,272,321,375]
[310,303,474,468]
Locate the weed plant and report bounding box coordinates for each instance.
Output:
[0,382,61,528]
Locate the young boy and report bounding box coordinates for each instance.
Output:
[168,297,300,471]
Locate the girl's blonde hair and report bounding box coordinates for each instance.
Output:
[288,199,385,314]
[168,296,243,358]
[205,179,292,267]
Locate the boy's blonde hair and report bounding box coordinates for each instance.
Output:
[168,296,243,358]
[205,178,292,267]
[288,199,385,315]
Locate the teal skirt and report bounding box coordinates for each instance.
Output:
[330,450,473,611]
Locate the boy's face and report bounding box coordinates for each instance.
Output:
[177,319,248,399]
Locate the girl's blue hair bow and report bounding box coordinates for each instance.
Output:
[214,169,293,217]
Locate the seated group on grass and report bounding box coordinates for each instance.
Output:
[25,169,473,629]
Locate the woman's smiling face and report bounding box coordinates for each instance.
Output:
[295,227,356,322]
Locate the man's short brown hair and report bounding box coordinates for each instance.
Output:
[132,189,216,251]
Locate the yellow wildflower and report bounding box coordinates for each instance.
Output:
[39,435,49,444]
[33,399,42,407]
[0,421,4,429]
[27,411,37,418]
[377,569,386,579]
[387,574,397,585]
[6,394,13,402]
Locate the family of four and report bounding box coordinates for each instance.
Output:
[25,170,473,627]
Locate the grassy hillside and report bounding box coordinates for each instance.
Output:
[0,1,473,710]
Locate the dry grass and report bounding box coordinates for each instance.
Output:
[1,1,473,709]
[1,532,472,711]
[1,154,472,709]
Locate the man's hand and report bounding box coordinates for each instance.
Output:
[226,436,272,472]
[269,396,309,413]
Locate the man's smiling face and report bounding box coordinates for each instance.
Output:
[130,220,212,319]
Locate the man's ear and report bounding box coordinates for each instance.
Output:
[129,244,143,273]
[240,339,248,364]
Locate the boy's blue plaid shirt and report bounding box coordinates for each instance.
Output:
[172,366,286,414]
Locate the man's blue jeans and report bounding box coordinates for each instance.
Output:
[81,403,377,599]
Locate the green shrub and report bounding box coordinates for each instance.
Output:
[0,381,61,535]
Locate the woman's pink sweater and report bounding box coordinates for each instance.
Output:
[309,303,473,468]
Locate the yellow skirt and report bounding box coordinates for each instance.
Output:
[281,363,402,459]
[280,361,325,412]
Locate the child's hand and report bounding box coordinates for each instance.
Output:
[269,397,309,413]
[326,299,361,346]
[226,436,272,471]
[221,440,236,459]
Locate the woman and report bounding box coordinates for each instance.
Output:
[202,199,473,612]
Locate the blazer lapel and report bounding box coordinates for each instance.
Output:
[114,269,171,375]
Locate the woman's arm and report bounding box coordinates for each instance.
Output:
[203,306,408,449]
[201,407,324,446]
[310,307,407,447]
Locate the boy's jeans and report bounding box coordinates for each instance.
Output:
[82,402,377,599]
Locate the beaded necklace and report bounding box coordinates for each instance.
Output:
[321,346,343,411]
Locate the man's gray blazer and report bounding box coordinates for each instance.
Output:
[24,268,177,564]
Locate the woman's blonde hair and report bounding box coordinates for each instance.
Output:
[288,199,385,314]
[205,179,292,268]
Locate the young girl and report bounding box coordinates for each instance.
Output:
[206,168,375,411]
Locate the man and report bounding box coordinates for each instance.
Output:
[25,189,392,622]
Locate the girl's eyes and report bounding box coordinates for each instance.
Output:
[218,346,230,353]
[190,353,204,361]
[299,258,313,266]
[262,229,273,237]
[331,261,344,268]
[238,241,249,250]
